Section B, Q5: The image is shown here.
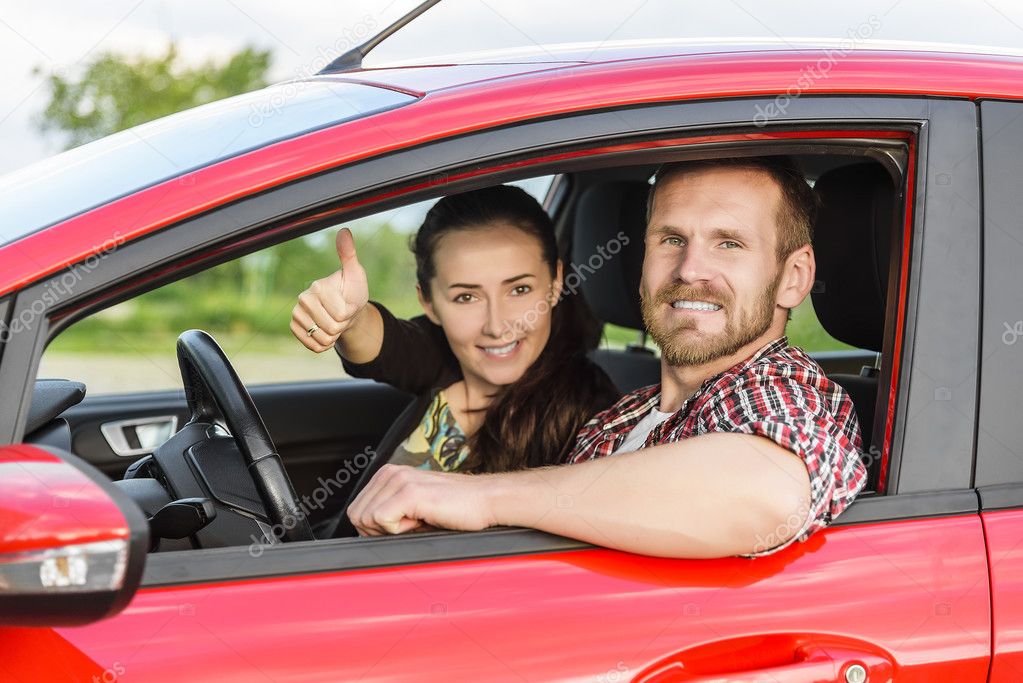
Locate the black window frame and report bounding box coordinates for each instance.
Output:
[976,99,1023,508]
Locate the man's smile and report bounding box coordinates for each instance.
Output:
[671,299,723,312]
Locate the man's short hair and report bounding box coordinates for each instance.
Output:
[647,156,820,262]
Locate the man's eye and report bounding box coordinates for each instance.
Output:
[663,236,684,247]
[720,240,741,249]
[453,293,477,303]
[510,284,532,296]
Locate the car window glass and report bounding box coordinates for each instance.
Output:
[39,176,554,394]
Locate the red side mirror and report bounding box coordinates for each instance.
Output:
[0,445,148,626]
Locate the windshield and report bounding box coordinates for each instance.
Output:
[366,0,1023,65]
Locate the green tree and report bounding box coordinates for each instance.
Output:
[35,43,272,149]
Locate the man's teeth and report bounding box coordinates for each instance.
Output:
[672,300,722,311]
[482,340,519,355]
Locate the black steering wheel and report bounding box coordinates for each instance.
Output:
[176,329,314,543]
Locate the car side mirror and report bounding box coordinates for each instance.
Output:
[0,445,149,626]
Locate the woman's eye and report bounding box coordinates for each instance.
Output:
[510,284,532,296]
[453,293,477,303]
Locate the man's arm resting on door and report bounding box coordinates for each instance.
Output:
[347,432,812,559]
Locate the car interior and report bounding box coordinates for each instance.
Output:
[23,150,901,553]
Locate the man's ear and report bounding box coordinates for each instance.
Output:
[417,283,442,325]
[776,244,816,310]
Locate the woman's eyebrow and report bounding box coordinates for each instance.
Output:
[448,273,535,289]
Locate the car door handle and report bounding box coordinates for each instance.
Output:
[100,415,179,457]
[634,637,895,683]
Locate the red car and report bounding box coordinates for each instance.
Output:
[3,12,1023,682]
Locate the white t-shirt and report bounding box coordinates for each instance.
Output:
[612,407,675,456]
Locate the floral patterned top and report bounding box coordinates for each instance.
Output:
[387,389,471,471]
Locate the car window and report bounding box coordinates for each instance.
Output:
[39,176,554,394]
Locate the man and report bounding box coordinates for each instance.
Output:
[345,156,868,558]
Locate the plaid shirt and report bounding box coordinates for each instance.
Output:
[567,336,868,557]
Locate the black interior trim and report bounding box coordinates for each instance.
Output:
[142,526,589,587]
[27,379,86,435]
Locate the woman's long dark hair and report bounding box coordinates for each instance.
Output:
[413,185,619,472]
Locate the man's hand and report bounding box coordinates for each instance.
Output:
[291,227,370,353]
[347,464,498,536]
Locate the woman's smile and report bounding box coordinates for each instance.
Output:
[478,338,523,359]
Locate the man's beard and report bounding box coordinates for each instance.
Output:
[640,274,781,367]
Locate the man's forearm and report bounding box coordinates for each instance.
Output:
[486,432,812,558]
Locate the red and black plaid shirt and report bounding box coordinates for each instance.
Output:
[566,336,868,556]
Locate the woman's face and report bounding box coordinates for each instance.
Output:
[420,223,562,395]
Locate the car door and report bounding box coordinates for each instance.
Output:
[0,77,993,679]
[976,99,1023,683]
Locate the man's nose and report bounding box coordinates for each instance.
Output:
[675,242,713,283]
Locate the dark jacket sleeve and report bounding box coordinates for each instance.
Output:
[335,301,461,396]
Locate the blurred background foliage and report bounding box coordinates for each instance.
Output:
[35,43,272,149]
[40,44,849,389]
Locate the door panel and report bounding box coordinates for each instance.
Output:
[10,514,989,682]
[58,379,412,527]
[978,100,1023,682]
[980,508,1023,682]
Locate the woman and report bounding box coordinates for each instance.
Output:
[292,185,619,474]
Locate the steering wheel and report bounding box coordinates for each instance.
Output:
[176,329,314,543]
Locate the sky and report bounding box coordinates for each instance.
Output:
[0,0,422,175]
[2,0,1022,176]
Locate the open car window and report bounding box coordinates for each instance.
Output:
[39,176,555,395]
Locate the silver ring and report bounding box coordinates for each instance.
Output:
[306,324,320,337]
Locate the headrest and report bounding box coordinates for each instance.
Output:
[571,181,649,330]
[811,163,896,352]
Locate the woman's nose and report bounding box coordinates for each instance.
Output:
[481,300,513,340]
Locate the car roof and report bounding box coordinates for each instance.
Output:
[337,36,1023,94]
[363,37,1023,70]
